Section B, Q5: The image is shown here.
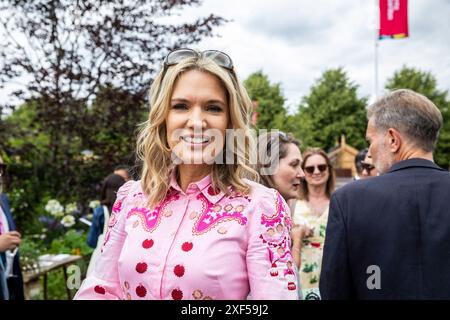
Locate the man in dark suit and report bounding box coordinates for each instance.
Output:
[320,89,450,299]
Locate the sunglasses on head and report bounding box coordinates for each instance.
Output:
[361,162,375,172]
[304,164,328,175]
[164,48,234,71]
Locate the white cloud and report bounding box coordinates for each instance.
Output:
[2,0,449,114]
[182,0,450,113]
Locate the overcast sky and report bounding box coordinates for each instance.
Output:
[1,0,449,113]
[178,0,450,113]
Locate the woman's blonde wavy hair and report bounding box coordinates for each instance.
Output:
[136,52,259,207]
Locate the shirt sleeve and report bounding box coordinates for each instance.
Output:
[74,181,135,300]
[246,187,299,300]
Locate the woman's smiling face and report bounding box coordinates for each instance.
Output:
[166,69,229,167]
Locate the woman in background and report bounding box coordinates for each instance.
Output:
[292,148,335,300]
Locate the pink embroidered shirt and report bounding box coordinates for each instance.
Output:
[75,173,299,300]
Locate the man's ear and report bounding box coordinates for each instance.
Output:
[387,128,402,153]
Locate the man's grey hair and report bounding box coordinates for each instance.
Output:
[367,89,443,152]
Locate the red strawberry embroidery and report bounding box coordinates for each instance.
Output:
[171,288,183,300]
[182,242,193,252]
[94,285,106,295]
[174,265,185,277]
[311,242,321,248]
[288,282,297,291]
[136,262,148,274]
[207,186,219,196]
[142,239,154,249]
[136,284,147,298]
[270,263,278,277]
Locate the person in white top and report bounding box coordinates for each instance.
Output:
[291,148,336,300]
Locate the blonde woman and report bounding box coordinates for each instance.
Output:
[291,148,335,300]
[75,49,298,300]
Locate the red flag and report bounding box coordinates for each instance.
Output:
[379,0,409,39]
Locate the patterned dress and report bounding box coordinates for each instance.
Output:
[75,171,299,300]
[292,200,329,300]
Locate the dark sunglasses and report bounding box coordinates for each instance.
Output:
[361,162,375,173]
[304,164,328,175]
[164,48,234,71]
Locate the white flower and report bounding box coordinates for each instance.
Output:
[45,199,64,217]
[61,215,76,228]
[89,200,100,209]
[65,202,78,214]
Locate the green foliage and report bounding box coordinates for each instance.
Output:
[244,71,288,130]
[19,236,43,273]
[293,68,368,151]
[0,0,226,235]
[48,230,93,257]
[46,231,92,300]
[3,86,146,234]
[20,231,92,300]
[385,66,450,169]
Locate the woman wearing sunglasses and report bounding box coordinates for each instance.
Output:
[291,148,335,300]
[354,148,377,179]
[75,49,298,300]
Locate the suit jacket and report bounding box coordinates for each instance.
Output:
[87,205,106,249]
[0,193,24,300]
[320,158,450,299]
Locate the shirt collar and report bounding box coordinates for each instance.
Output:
[387,158,446,174]
[168,168,226,204]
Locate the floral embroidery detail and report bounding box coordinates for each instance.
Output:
[192,289,203,299]
[193,193,248,235]
[142,239,154,249]
[174,264,185,277]
[112,200,122,214]
[228,186,252,201]
[122,281,131,299]
[261,192,288,228]
[270,262,279,277]
[285,263,297,291]
[189,211,198,220]
[100,182,136,251]
[136,284,147,298]
[258,191,297,290]
[108,213,118,228]
[207,185,220,196]
[133,192,144,198]
[182,241,193,252]
[171,288,183,300]
[94,285,106,295]
[135,262,148,274]
[127,190,180,233]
